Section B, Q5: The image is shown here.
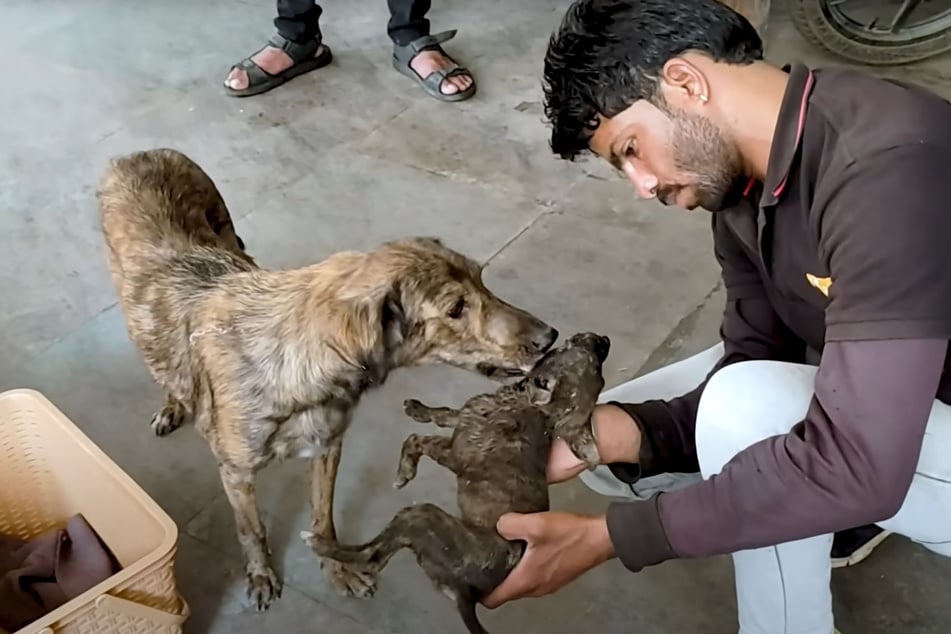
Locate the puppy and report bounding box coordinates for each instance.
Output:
[97,148,558,609]
[306,332,610,634]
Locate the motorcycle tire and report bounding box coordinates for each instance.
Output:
[792,0,951,65]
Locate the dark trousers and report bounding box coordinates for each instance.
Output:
[274,0,432,47]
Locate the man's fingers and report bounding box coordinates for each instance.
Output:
[495,512,533,540]
[482,550,534,609]
[547,438,586,483]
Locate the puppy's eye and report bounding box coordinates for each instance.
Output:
[447,298,466,319]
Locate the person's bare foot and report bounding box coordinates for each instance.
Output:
[225,44,327,91]
[408,48,473,95]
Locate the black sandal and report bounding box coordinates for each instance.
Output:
[392,30,476,102]
[224,33,333,98]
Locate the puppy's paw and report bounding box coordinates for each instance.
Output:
[320,558,378,598]
[150,404,184,437]
[568,436,601,470]
[403,399,432,423]
[245,566,282,611]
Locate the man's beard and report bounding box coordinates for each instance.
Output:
[668,110,746,211]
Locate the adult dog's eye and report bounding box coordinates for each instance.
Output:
[448,298,466,319]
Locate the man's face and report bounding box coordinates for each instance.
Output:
[589,95,745,212]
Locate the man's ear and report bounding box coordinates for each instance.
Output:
[527,375,557,406]
[660,56,711,109]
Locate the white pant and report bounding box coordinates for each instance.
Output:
[580,343,951,634]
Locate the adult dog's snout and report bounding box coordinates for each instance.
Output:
[531,326,559,353]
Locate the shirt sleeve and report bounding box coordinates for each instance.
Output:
[604,143,951,571]
[607,208,804,481]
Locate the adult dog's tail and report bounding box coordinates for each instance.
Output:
[97,148,253,282]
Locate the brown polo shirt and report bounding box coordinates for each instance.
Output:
[605,63,951,571]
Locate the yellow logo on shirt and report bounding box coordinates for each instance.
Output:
[806,273,832,297]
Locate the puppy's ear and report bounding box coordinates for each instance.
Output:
[527,374,557,406]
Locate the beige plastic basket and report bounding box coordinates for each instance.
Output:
[0,389,189,634]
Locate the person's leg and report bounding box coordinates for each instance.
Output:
[387,0,475,100]
[387,0,431,45]
[224,0,333,97]
[876,397,951,558]
[579,342,724,500]
[695,360,951,634]
[274,0,323,43]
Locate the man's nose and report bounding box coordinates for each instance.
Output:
[622,162,658,200]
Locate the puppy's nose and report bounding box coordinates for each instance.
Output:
[531,327,558,352]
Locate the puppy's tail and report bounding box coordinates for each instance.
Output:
[302,531,384,565]
[97,148,251,267]
[457,595,490,634]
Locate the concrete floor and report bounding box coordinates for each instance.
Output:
[3,0,951,632]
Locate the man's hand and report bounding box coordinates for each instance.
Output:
[547,404,642,484]
[480,511,615,609]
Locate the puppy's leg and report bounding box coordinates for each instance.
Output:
[554,411,600,469]
[218,464,281,611]
[394,434,456,489]
[150,394,187,436]
[309,438,378,598]
[403,398,460,428]
[305,503,496,634]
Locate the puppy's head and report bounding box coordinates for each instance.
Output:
[524,332,611,406]
[357,237,558,378]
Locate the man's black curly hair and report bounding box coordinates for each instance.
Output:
[543,0,763,160]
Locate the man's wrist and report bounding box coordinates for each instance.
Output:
[585,515,616,564]
[592,404,642,464]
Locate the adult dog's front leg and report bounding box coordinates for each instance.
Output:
[218,465,281,611]
[403,398,460,428]
[394,434,457,489]
[150,394,187,436]
[308,439,378,598]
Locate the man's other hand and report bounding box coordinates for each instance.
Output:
[481,511,615,608]
[547,404,643,483]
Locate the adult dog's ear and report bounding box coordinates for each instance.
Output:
[409,236,445,249]
[527,374,557,406]
[379,282,408,348]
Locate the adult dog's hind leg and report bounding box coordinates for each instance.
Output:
[309,438,378,598]
[150,394,187,436]
[218,464,281,611]
[394,434,456,489]
[403,399,460,428]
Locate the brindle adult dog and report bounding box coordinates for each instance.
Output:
[306,332,609,634]
[96,148,558,610]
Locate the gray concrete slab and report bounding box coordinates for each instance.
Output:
[3,0,951,632]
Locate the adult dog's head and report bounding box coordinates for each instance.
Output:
[340,237,558,379]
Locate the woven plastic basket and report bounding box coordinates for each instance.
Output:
[0,389,188,634]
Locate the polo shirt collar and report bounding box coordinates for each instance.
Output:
[758,63,817,207]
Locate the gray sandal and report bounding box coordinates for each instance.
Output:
[225,33,333,98]
[392,30,476,102]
